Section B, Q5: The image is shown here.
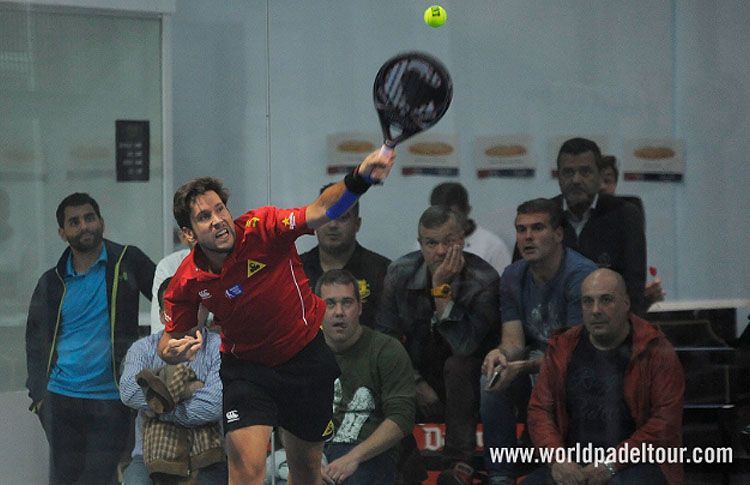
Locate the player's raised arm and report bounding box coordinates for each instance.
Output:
[306,149,395,230]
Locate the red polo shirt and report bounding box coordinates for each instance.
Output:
[164,206,325,366]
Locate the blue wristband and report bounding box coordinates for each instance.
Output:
[325,189,359,220]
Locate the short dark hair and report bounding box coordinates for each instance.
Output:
[157,277,173,310]
[173,177,229,229]
[598,155,619,181]
[556,137,602,169]
[314,269,361,302]
[320,183,359,217]
[516,198,563,229]
[418,205,464,232]
[56,193,101,228]
[429,182,469,214]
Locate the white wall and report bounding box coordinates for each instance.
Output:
[171,0,749,303]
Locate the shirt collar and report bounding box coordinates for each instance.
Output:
[65,244,107,277]
[562,193,599,221]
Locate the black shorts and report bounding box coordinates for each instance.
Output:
[220,331,340,442]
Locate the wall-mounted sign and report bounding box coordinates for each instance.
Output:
[623,138,685,182]
[116,120,149,182]
[475,135,534,178]
[400,133,460,177]
[326,132,381,175]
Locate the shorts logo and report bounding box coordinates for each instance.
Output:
[247,259,267,278]
[198,289,212,299]
[225,284,243,299]
[226,410,240,423]
[322,419,335,439]
[245,216,260,228]
[282,213,296,230]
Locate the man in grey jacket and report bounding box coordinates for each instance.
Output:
[376,205,500,481]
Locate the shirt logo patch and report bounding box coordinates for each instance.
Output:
[198,289,212,299]
[282,213,296,230]
[226,410,240,423]
[357,279,371,301]
[245,216,260,228]
[225,284,243,299]
[247,259,267,278]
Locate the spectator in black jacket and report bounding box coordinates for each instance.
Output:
[25,192,155,484]
[554,138,647,314]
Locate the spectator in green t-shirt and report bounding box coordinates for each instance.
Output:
[316,269,415,485]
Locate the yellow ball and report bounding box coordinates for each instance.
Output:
[424,5,447,28]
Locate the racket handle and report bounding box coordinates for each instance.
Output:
[379,144,394,157]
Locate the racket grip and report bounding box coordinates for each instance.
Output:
[379,144,394,157]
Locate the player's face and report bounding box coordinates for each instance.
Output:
[558,151,601,211]
[316,209,361,254]
[186,191,236,256]
[581,272,631,347]
[320,282,363,347]
[418,219,465,274]
[58,204,105,253]
[515,212,562,264]
[599,167,617,195]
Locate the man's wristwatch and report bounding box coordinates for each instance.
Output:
[431,283,452,298]
[602,461,616,477]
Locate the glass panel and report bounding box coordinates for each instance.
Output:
[0,7,163,393]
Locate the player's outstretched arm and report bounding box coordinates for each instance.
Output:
[306,149,395,230]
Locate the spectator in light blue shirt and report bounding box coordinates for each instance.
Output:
[25,192,155,484]
[120,277,226,484]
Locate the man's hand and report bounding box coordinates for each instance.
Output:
[322,454,361,484]
[550,461,586,485]
[432,244,465,287]
[486,360,525,392]
[415,380,443,419]
[644,277,665,305]
[357,149,396,184]
[482,348,509,376]
[581,463,612,485]
[160,329,203,363]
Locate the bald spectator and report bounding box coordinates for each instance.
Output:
[524,269,684,485]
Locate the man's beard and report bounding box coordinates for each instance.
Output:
[68,228,104,252]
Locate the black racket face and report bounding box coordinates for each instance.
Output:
[373,52,452,148]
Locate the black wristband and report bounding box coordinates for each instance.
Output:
[344,166,371,195]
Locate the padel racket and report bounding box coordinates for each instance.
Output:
[373,51,452,155]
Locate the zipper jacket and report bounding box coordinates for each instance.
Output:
[25,239,155,407]
[528,314,685,485]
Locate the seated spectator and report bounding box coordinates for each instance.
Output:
[301,184,391,328]
[151,228,193,334]
[429,182,512,275]
[554,138,647,314]
[316,269,415,485]
[524,269,684,485]
[598,155,619,196]
[481,198,596,485]
[376,205,500,483]
[120,277,226,484]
